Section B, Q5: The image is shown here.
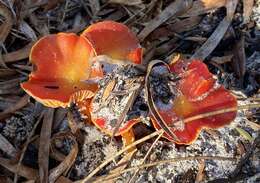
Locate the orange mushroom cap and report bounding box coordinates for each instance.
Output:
[22,21,143,108]
[81,21,143,136]
[151,60,237,144]
[81,21,142,64]
[21,33,103,108]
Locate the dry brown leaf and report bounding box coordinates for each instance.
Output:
[182,0,226,17]
[53,108,68,130]
[108,0,143,6]
[19,21,37,41]
[0,94,30,119]
[88,0,100,15]
[43,0,64,11]
[211,55,233,64]
[243,0,254,24]
[191,0,238,60]
[0,3,13,43]
[232,35,246,79]
[56,176,73,183]
[0,176,12,183]
[23,180,35,183]
[0,157,38,180]
[138,0,193,41]
[13,64,32,71]
[0,86,22,95]
[0,68,16,77]
[39,108,54,183]
[49,133,78,183]
[0,78,22,89]
[0,133,17,158]
[184,36,207,43]
[50,146,66,162]
[101,79,116,103]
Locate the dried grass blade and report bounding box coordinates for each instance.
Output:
[108,0,143,6]
[0,78,22,89]
[138,0,192,41]
[56,176,73,183]
[3,42,34,63]
[0,133,17,158]
[245,120,260,130]
[39,108,54,183]
[235,127,254,142]
[195,160,205,182]
[145,60,180,142]
[191,0,238,60]
[0,2,13,68]
[19,21,37,41]
[53,108,68,130]
[0,3,13,44]
[13,64,32,71]
[49,133,78,183]
[0,94,30,120]
[0,68,16,77]
[232,35,246,79]
[0,157,38,180]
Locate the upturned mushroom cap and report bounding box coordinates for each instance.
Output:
[83,21,143,136]
[151,60,237,144]
[21,33,103,108]
[81,21,142,64]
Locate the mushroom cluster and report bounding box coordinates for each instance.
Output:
[21,21,237,145]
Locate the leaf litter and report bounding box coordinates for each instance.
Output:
[0,0,260,183]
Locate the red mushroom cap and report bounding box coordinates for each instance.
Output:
[21,33,103,108]
[83,21,143,136]
[151,60,237,144]
[81,21,142,64]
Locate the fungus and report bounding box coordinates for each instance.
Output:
[148,60,237,144]
[21,33,103,108]
[21,21,237,146]
[81,21,142,64]
[21,21,143,142]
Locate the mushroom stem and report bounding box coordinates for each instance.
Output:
[121,128,136,152]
